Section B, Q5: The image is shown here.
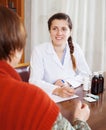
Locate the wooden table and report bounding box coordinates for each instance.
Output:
[57,72,106,130]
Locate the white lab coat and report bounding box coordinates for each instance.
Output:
[29,42,91,95]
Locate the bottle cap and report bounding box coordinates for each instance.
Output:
[98,71,103,75]
[93,72,99,76]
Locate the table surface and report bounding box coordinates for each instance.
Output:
[57,72,106,130]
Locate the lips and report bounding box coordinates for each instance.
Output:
[55,37,63,40]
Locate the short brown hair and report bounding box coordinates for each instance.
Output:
[0,6,26,61]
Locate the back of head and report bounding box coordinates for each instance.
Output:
[0,6,26,61]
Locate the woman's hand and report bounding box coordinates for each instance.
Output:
[52,86,75,98]
[73,101,90,122]
[54,79,71,87]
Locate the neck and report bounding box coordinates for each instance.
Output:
[53,44,66,60]
[53,44,66,54]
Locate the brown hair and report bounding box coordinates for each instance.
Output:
[0,6,26,61]
[48,13,76,70]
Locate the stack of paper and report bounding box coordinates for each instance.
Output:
[49,94,78,103]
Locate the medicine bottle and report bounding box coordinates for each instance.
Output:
[91,72,99,95]
[98,72,104,93]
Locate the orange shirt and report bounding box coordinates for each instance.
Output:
[0,61,59,130]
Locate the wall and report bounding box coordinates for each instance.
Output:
[24,0,106,72]
[24,0,31,62]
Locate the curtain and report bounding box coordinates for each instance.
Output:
[25,0,106,72]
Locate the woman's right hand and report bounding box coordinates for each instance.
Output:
[54,79,71,87]
[52,86,75,98]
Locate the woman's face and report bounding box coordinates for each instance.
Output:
[49,19,71,47]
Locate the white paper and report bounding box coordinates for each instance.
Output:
[71,81,82,88]
[49,94,78,103]
[83,97,96,102]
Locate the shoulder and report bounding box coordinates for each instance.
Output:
[32,42,52,57]
[17,81,60,113]
[15,80,48,97]
[73,42,85,58]
[74,42,81,49]
[34,42,50,50]
[32,42,50,54]
[73,42,83,53]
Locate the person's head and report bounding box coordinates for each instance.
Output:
[48,12,72,31]
[48,13,76,70]
[0,6,26,67]
[48,13,72,46]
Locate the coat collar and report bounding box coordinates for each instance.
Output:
[46,42,70,68]
[46,42,70,54]
[46,42,55,54]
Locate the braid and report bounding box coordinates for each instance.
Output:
[68,36,77,70]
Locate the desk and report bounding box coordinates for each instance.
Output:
[57,72,106,130]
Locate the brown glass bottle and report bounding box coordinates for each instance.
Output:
[98,74,104,93]
[91,73,99,95]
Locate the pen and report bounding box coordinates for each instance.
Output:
[61,80,72,87]
[61,80,67,87]
[61,80,65,83]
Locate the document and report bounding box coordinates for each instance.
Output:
[71,81,82,88]
[66,76,83,88]
[49,94,78,103]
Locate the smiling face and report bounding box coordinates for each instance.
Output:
[49,19,71,47]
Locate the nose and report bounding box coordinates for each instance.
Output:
[57,29,62,35]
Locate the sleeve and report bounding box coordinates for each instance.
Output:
[75,43,92,76]
[29,46,58,95]
[73,119,91,130]
[52,113,91,130]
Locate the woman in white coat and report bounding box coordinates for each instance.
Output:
[29,13,91,98]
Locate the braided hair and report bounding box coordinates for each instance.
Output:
[48,12,77,70]
[68,36,76,70]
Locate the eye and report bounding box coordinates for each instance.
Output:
[62,27,67,31]
[51,27,58,31]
